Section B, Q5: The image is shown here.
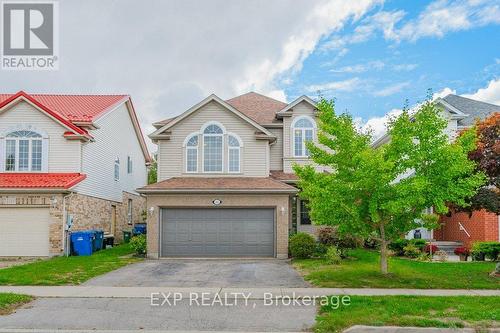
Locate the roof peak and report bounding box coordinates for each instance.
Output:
[227,91,287,104]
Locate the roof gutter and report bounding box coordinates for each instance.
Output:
[137,188,298,194]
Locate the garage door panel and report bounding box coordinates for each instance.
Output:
[161,208,275,257]
[0,208,50,257]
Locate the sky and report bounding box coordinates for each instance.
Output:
[1,0,499,151]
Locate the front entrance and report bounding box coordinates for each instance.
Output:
[160,208,275,257]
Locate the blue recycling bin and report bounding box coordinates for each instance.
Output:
[132,223,147,235]
[92,230,104,251]
[70,231,95,256]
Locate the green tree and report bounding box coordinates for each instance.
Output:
[148,158,157,184]
[294,97,485,274]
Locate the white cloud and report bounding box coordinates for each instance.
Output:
[463,78,500,105]
[330,60,384,73]
[362,108,403,139]
[0,0,382,152]
[433,87,456,99]
[306,78,363,93]
[393,63,418,71]
[373,82,410,97]
[324,0,500,48]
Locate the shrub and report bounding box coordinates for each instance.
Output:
[130,234,147,256]
[289,233,316,259]
[454,247,470,256]
[318,227,338,246]
[364,232,380,249]
[313,242,328,257]
[403,243,420,258]
[410,239,427,251]
[424,244,439,254]
[417,252,432,262]
[472,242,500,261]
[325,246,342,265]
[389,239,409,256]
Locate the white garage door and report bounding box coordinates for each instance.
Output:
[0,208,50,256]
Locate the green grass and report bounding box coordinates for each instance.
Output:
[0,293,33,315]
[294,248,499,289]
[315,296,500,332]
[0,244,140,285]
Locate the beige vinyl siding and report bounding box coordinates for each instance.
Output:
[157,101,269,180]
[0,101,81,172]
[282,101,323,173]
[268,127,283,171]
[74,102,148,202]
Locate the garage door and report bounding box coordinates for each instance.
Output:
[0,208,50,256]
[161,208,275,257]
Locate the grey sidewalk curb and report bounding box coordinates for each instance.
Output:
[0,286,499,299]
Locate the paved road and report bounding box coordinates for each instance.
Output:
[0,297,316,332]
[83,259,309,287]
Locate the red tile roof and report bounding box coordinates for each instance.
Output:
[0,92,128,123]
[226,92,287,124]
[0,173,86,189]
[138,177,297,193]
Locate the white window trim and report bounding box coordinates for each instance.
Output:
[184,132,199,173]
[0,127,48,172]
[291,116,316,158]
[201,121,225,173]
[227,132,243,173]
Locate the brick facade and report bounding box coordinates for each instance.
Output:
[0,191,146,256]
[435,209,500,248]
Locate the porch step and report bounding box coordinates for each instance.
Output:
[432,241,463,255]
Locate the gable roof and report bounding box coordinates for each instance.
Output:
[150,94,275,139]
[226,92,288,124]
[0,91,151,163]
[441,94,500,126]
[276,95,317,116]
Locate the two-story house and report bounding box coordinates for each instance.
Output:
[0,91,151,257]
[139,92,319,258]
[373,94,500,247]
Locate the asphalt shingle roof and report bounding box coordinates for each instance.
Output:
[442,94,500,126]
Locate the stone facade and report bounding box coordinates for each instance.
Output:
[0,191,146,256]
[145,193,291,259]
[435,209,500,247]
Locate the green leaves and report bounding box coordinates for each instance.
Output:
[294,96,486,247]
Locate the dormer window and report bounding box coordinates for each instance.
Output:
[3,130,44,172]
[292,116,315,157]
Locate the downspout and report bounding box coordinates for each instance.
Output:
[62,192,75,256]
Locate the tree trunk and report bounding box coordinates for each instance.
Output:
[379,224,388,274]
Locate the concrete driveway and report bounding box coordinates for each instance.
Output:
[84,259,309,287]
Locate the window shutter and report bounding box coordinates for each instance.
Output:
[0,138,4,172]
[42,137,49,172]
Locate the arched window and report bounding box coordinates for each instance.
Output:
[203,123,224,172]
[292,116,315,157]
[185,134,199,173]
[228,134,241,173]
[4,130,43,171]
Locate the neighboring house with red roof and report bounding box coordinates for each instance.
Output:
[0,91,151,256]
[373,94,500,247]
[140,92,321,259]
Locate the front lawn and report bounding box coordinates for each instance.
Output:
[315,296,500,332]
[294,248,499,289]
[0,244,140,285]
[0,293,33,315]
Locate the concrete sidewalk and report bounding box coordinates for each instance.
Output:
[1,286,499,298]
